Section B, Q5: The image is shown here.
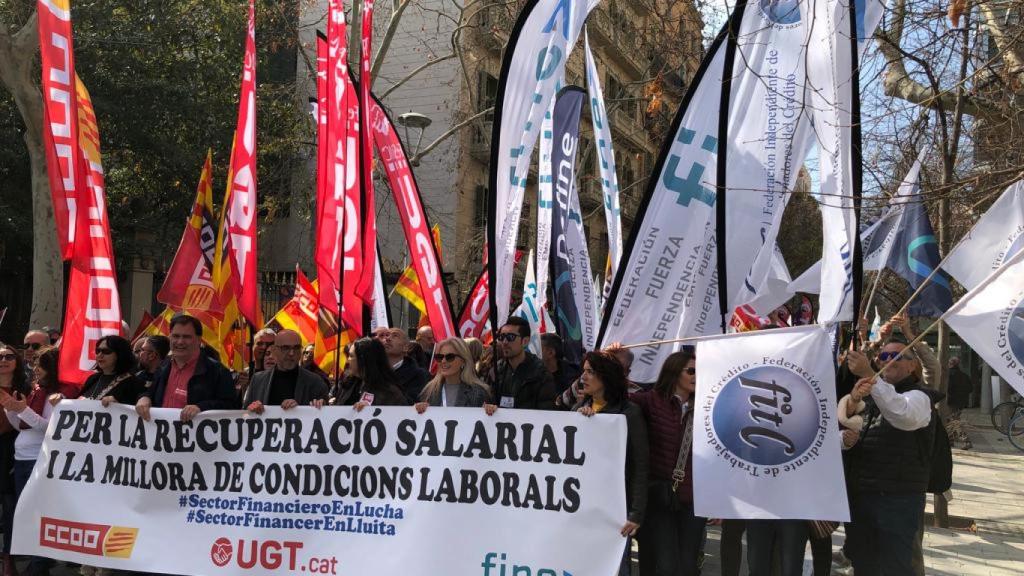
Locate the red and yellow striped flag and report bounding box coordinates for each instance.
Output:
[393,224,442,317]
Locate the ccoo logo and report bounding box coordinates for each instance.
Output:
[711,365,821,466]
[211,537,233,567]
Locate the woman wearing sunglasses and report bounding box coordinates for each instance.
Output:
[414,338,491,413]
[630,349,706,576]
[82,335,147,406]
[0,344,29,576]
[574,350,649,576]
[3,346,76,576]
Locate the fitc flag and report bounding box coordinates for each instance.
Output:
[943,180,1024,291]
[583,32,623,296]
[945,249,1024,395]
[223,0,259,327]
[694,326,849,520]
[597,21,730,384]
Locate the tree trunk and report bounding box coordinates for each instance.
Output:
[0,13,64,329]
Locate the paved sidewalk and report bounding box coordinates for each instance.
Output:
[692,407,1024,575]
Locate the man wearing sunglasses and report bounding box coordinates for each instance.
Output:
[840,338,944,576]
[21,330,49,369]
[488,317,556,411]
[244,330,328,413]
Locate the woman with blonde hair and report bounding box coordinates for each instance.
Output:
[415,338,491,412]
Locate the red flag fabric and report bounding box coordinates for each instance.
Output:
[157,151,223,318]
[37,0,85,259]
[265,267,319,346]
[58,76,123,389]
[365,91,456,340]
[130,310,154,343]
[223,0,259,326]
[457,269,491,341]
[354,0,376,304]
[316,24,364,333]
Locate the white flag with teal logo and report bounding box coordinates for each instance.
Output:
[512,250,547,356]
[945,249,1024,395]
[694,325,849,520]
[943,180,1024,291]
[584,31,622,286]
[488,0,597,333]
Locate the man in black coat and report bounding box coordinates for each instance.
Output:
[384,328,430,403]
[243,330,328,411]
[490,317,556,410]
[135,315,239,421]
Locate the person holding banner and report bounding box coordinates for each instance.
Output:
[243,330,329,412]
[841,339,942,575]
[79,335,145,407]
[414,338,491,411]
[489,317,556,411]
[630,350,704,576]
[335,338,409,409]
[574,350,649,576]
[0,344,29,576]
[3,347,70,576]
[135,315,238,422]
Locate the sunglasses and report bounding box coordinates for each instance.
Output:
[878,350,915,362]
[24,343,42,350]
[684,367,696,376]
[436,353,462,364]
[0,354,17,362]
[495,333,522,343]
[95,348,114,356]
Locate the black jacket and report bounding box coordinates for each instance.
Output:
[242,367,329,406]
[82,372,147,404]
[493,351,556,410]
[850,375,943,494]
[144,356,239,411]
[394,359,430,404]
[574,396,649,524]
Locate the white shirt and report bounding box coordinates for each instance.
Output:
[870,378,932,431]
[7,401,54,461]
[392,359,404,371]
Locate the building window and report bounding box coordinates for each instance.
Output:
[474,184,488,228]
[479,71,498,120]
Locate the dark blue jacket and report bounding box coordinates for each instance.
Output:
[144,355,239,411]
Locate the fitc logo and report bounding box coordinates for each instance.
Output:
[712,366,820,466]
[481,552,572,576]
[1009,302,1024,365]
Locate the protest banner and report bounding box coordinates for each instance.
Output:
[15,403,627,575]
[693,325,849,520]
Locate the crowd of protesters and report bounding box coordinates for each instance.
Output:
[0,309,971,576]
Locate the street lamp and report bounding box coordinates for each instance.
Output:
[397,112,432,166]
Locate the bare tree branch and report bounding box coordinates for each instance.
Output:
[410,106,493,164]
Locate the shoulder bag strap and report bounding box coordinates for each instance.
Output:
[671,404,695,493]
